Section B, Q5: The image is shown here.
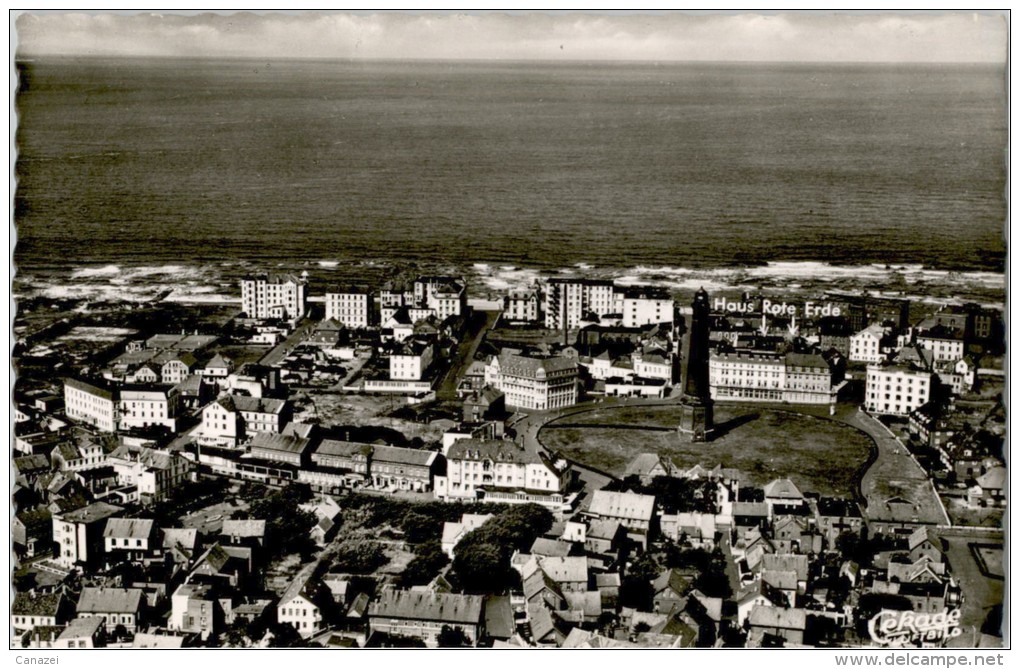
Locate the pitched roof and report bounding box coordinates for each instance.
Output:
[14,454,50,476]
[13,592,62,616]
[221,519,267,538]
[205,353,233,369]
[161,528,198,551]
[530,537,573,558]
[539,556,588,584]
[587,518,623,541]
[748,605,807,631]
[652,569,693,597]
[625,453,669,478]
[976,466,1005,490]
[761,554,810,582]
[446,439,543,465]
[589,490,656,522]
[368,590,484,626]
[762,569,799,592]
[132,633,186,649]
[103,517,156,540]
[279,564,327,609]
[908,527,944,552]
[58,617,104,641]
[59,501,123,525]
[64,377,116,400]
[372,445,438,467]
[77,587,143,614]
[315,438,374,459]
[764,478,804,500]
[250,431,310,456]
[484,596,515,640]
[231,395,287,415]
[496,352,577,379]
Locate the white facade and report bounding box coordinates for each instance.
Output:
[436,440,571,504]
[199,398,242,447]
[486,353,578,411]
[621,293,674,328]
[865,365,933,416]
[390,342,434,381]
[278,594,322,638]
[64,380,118,432]
[118,387,180,431]
[504,288,541,323]
[325,290,372,329]
[850,325,888,363]
[709,351,834,405]
[544,279,617,329]
[241,274,307,320]
[917,334,965,363]
[413,276,466,320]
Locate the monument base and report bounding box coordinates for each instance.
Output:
[677,398,714,443]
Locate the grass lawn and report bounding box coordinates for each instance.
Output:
[540,404,872,497]
[942,496,1005,529]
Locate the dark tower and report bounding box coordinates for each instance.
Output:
[678,288,714,442]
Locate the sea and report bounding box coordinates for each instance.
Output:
[12,57,1008,306]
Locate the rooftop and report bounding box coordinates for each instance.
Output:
[369,589,484,626]
[589,490,656,522]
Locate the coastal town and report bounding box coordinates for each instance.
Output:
[12,270,1005,649]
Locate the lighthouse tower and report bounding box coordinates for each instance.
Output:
[678,288,714,442]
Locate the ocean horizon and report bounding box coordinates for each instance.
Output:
[14,57,1008,275]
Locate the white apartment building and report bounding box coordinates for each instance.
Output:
[504,288,542,323]
[850,324,889,363]
[544,279,616,329]
[108,445,191,504]
[709,351,835,405]
[917,330,966,363]
[632,349,674,382]
[485,352,578,410]
[198,394,288,447]
[52,502,123,568]
[620,287,674,328]
[434,438,572,510]
[241,273,307,320]
[389,338,435,381]
[324,287,372,329]
[64,379,118,432]
[413,276,467,320]
[865,364,934,416]
[118,386,180,432]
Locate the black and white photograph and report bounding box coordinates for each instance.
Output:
[10,9,1009,655]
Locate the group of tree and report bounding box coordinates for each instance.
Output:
[606,475,720,515]
[234,483,317,560]
[329,539,390,574]
[452,504,554,594]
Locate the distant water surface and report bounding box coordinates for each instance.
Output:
[14,58,1007,273]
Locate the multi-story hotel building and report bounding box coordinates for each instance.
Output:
[865,364,934,416]
[916,326,966,363]
[324,286,373,329]
[504,287,542,323]
[708,350,836,405]
[434,438,572,510]
[849,324,890,363]
[485,352,578,410]
[413,276,467,320]
[64,378,118,432]
[389,338,434,381]
[544,278,616,330]
[619,286,674,328]
[118,385,181,432]
[241,273,307,320]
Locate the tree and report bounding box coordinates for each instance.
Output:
[402,510,440,544]
[453,542,507,593]
[331,540,390,574]
[437,625,470,648]
[266,622,303,648]
[398,540,449,588]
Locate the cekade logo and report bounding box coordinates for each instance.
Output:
[868,609,963,647]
